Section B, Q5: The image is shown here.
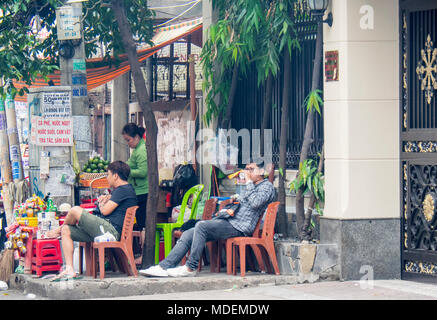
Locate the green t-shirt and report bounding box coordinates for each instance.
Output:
[127,138,149,195]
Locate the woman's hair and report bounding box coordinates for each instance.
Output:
[122,123,145,138]
[107,161,131,181]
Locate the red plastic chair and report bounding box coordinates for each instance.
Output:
[92,206,139,280]
[228,201,280,276]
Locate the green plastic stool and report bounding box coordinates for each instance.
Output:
[155,184,204,264]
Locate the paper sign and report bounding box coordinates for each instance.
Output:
[44,168,72,197]
[56,6,81,40]
[35,117,73,146]
[0,113,6,130]
[42,92,72,118]
[30,116,38,144]
[73,59,86,71]
[325,50,339,82]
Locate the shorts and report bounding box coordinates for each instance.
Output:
[68,209,120,242]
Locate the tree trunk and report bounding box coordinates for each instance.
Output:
[111,0,159,268]
[0,97,13,225]
[295,19,324,241]
[277,49,291,237]
[301,146,324,241]
[261,73,273,156]
[220,62,239,129]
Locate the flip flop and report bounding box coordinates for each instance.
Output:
[50,273,83,282]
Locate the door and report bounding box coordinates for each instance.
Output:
[400,0,437,281]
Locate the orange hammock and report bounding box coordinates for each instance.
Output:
[14,22,202,102]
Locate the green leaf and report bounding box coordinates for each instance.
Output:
[232,47,238,62]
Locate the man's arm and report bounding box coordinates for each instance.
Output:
[99,200,119,216]
[241,182,274,211]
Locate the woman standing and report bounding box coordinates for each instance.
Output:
[122,123,148,232]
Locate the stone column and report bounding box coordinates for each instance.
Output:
[321,0,400,280]
[198,0,215,194]
[111,74,129,162]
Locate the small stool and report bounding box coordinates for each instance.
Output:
[31,239,63,277]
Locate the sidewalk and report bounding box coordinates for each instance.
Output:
[8,268,319,300]
[7,267,437,300]
[93,279,437,300]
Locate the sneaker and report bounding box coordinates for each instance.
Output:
[167,265,197,277]
[139,265,168,277]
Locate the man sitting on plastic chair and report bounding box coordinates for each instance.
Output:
[46,161,138,281]
[139,162,276,278]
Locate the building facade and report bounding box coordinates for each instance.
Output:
[322,0,437,281]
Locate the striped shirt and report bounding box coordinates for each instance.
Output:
[228,179,276,236]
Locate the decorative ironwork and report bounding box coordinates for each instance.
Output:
[416,34,437,105]
[402,12,408,130]
[403,141,437,153]
[403,162,408,248]
[423,193,435,222]
[293,0,311,18]
[406,165,437,251]
[401,4,437,281]
[405,261,437,276]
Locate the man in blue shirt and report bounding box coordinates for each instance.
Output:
[140,162,276,278]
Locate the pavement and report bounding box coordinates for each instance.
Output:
[8,268,318,300]
[5,267,437,301]
[93,279,437,300]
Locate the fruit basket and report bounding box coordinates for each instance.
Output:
[79,155,109,187]
[80,172,108,181]
[82,156,109,175]
[79,176,109,188]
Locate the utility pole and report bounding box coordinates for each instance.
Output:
[59,0,91,166]
[28,1,91,207]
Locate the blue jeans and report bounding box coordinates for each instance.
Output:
[159,219,244,271]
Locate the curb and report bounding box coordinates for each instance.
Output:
[9,272,320,300]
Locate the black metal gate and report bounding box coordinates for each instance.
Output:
[230,15,323,169]
[400,0,437,281]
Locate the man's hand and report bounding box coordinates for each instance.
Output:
[98,194,110,206]
[230,194,240,201]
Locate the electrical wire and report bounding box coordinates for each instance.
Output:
[154,0,201,28]
[148,0,199,10]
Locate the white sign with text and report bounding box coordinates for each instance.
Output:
[32,116,73,146]
[42,92,72,118]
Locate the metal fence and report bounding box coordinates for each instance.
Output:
[231,18,323,169]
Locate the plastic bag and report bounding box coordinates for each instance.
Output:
[94,225,116,242]
[72,140,81,176]
[60,163,76,186]
[171,205,191,223]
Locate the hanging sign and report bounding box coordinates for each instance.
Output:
[41,92,72,118]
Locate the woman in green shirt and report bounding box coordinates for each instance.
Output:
[122,123,148,231]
